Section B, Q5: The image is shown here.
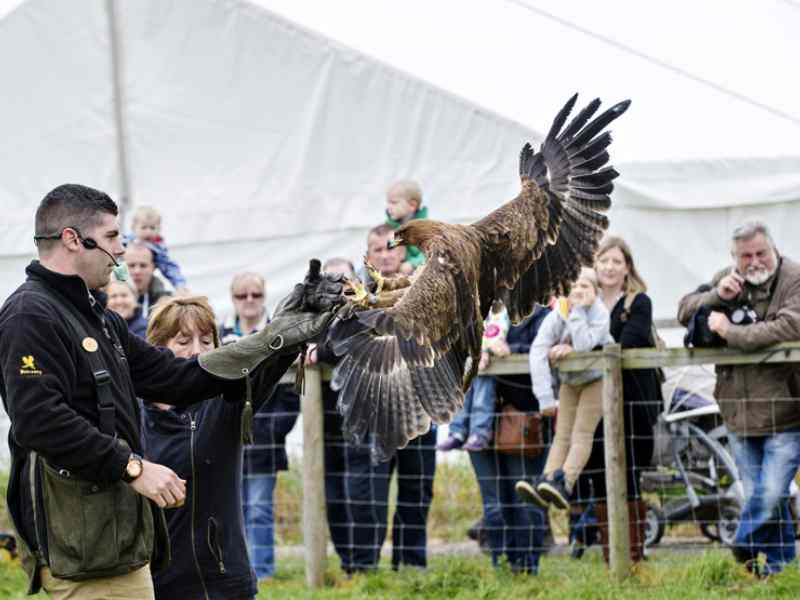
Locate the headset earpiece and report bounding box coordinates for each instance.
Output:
[80,237,98,250]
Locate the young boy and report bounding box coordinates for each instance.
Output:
[385,179,428,274]
[124,205,188,292]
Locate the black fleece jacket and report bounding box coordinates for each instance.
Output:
[0,261,245,558]
[142,353,295,600]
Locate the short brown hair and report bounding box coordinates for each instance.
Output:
[367,223,393,243]
[147,295,220,348]
[34,184,118,255]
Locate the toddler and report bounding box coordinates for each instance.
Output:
[124,206,188,292]
[516,268,613,510]
[385,179,428,274]
[438,300,510,452]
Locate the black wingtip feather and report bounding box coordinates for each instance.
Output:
[504,94,630,324]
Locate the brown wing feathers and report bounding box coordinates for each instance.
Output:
[329,94,629,461]
[329,255,478,461]
[499,95,630,322]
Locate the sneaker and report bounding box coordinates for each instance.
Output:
[537,474,571,511]
[515,478,548,509]
[462,433,491,451]
[436,435,465,451]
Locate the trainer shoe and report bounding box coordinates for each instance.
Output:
[436,435,465,451]
[537,471,571,511]
[462,433,491,451]
[515,477,548,509]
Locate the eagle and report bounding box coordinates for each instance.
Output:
[328,94,631,461]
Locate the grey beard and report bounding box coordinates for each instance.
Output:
[744,268,774,286]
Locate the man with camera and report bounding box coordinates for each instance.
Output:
[677,221,800,576]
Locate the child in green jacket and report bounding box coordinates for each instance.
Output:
[385,179,428,274]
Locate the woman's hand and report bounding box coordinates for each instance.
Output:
[541,406,557,418]
[478,351,491,372]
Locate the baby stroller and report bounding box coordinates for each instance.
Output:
[641,365,800,546]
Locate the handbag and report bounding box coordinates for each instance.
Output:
[494,404,544,457]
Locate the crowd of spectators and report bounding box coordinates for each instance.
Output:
[98,180,656,579]
[94,184,797,585]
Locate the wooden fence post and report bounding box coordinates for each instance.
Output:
[301,365,327,588]
[601,343,631,580]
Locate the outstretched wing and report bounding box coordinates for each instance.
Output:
[328,247,482,461]
[474,94,631,322]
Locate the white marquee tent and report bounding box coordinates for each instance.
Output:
[0,0,799,322]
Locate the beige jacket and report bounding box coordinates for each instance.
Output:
[677,257,800,435]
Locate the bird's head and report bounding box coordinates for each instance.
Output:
[391,219,440,249]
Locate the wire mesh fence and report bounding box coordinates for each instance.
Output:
[246,342,800,585]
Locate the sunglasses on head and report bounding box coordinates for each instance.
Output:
[233,292,264,300]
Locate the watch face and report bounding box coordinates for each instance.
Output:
[127,458,143,479]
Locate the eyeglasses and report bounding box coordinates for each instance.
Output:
[232,292,264,300]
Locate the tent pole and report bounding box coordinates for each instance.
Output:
[105,0,133,224]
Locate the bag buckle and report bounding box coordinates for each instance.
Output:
[93,369,111,386]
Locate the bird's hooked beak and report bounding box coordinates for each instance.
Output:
[387,236,403,249]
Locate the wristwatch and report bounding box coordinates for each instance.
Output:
[121,453,144,483]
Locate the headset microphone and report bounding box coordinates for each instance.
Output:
[33,227,128,281]
[80,237,120,267]
[80,235,130,281]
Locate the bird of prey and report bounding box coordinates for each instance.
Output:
[328,94,631,461]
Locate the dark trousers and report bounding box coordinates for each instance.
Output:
[469,448,547,574]
[324,429,436,571]
[324,437,383,572]
[381,429,437,568]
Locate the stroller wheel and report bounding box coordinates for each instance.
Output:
[644,504,665,547]
[699,505,739,546]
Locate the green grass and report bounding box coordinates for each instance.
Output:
[256,551,799,599]
[4,461,800,597]
[0,550,796,599]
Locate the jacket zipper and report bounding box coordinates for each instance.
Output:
[207,517,226,574]
[189,417,210,600]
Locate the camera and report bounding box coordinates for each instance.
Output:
[683,286,759,349]
[684,305,725,348]
[728,303,758,326]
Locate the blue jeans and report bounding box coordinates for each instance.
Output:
[728,430,800,573]
[469,448,547,574]
[242,474,277,578]
[449,376,496,440]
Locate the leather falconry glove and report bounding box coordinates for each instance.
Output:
[198,259,345,380]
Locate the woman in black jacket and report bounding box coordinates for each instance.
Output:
[467,306,552,574]
[581,236,660,564]
[141,296,296,600]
